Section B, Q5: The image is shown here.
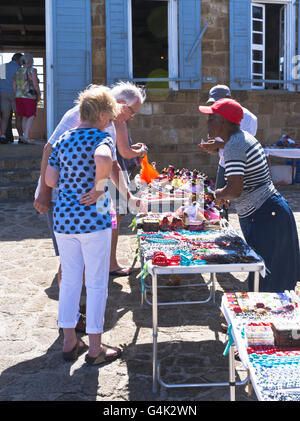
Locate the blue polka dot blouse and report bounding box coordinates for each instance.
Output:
[48,128,115,234]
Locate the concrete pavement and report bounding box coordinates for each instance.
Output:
[0,185,299,401]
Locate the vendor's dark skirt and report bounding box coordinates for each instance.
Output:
[239,192,300,293]
[215,165,226,189]
[215,165,229,220]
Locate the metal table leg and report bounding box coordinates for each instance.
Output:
[253,271,260,292]
[149,268,251,396]
[140,255,146,308]
[229,343,236,401]
[211,273,216,303]
[152,271,158,393]
[292,158,296,184]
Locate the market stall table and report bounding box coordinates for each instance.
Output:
[221,290,300,401]
[134,163,267,397]
[264,147,300,184]
[136,226,266,396]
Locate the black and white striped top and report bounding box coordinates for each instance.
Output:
[224,130,276,218]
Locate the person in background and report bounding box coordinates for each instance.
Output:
[45,85,123,364]
[0,53,23,144]
[13,53,41,144]
[199,85,257,219]
[198,98,300,294]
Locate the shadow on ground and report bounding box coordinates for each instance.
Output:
[0,334,255,401]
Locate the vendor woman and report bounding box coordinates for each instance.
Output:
[198,98,300,292]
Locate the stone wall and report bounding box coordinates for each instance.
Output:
[91,0,300,179]
[91,0,106,85]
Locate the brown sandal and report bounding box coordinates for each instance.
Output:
[63,340,88,362]
[85,344,122,366]
[220,322,228,333]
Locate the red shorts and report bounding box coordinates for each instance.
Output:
[15,98,37,118]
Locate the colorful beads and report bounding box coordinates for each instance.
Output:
[225,291,300,400]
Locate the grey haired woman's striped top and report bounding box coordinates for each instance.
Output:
[224,130,277,218]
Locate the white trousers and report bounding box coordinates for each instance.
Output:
[54,228,112,334]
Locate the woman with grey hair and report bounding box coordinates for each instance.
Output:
[13,53,41,144]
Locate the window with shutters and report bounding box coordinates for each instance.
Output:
[132,0,169,87]
[230,0,297,91]
[106,0,204,91]
[131,0,177,89]
[251,0,295,90]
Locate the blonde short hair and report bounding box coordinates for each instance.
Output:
[77,84,120,123]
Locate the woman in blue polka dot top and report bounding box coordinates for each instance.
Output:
[45,85,122,365]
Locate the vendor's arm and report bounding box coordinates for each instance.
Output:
[33,142,53,214]
[215,175,244,203]
[216,141,246,203]
[114,120,147,159]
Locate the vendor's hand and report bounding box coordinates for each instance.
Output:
[215,197,230,209]
[80,187,104,205]
[34,192,51,214]
[198,139,221,154]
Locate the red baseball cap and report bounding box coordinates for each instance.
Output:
[199,98,244,124]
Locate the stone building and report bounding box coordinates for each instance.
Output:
[1,0,299,180]
[93,0,300,177]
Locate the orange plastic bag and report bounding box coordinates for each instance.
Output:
[140,155,159,184]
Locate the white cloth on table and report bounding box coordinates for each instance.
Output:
[264,148,300,159]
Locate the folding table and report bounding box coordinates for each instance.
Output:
[138,239,265,397]
[264,147,300,184]
[221,292,300,401]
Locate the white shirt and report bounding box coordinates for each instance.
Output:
[218,106,258,168]
[35,105,117,201]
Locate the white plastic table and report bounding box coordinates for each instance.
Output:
[264,148,300,159]
[221,293,300,401]
[221,296,264,400]
[264,148,300,184]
